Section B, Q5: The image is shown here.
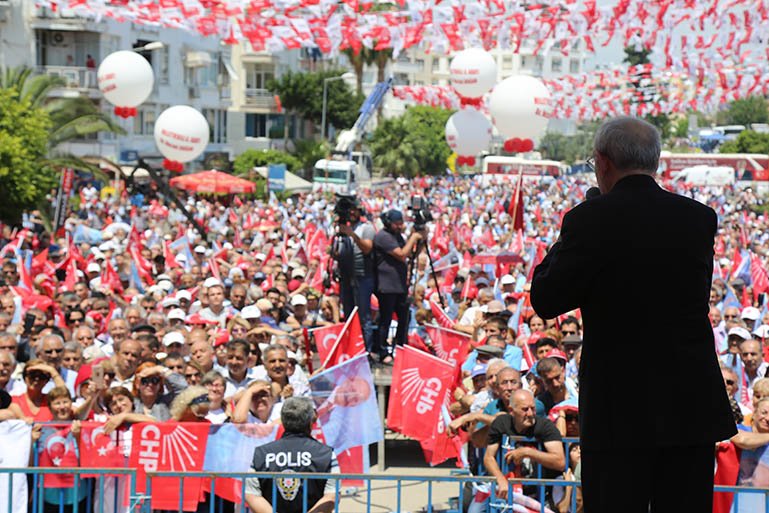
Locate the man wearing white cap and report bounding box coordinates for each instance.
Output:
[199,281,235,328]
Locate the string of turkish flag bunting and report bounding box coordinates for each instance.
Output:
[38,1,769,119]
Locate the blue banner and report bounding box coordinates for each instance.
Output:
[268,164,287,192]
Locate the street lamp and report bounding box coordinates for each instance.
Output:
[132,41,165,52]
[321,71,355,141]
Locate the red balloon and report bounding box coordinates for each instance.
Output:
[521,138,534,152]
[503,140,514,152]
[466,157,476,167]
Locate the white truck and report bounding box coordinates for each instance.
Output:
[313,78,392,194]
[673,165,735,186]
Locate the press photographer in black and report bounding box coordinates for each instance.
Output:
[372,209,423,364]
[330,195,376,351]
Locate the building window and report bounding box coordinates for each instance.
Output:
[535,56,544,73]
[520,55,529,69]
[204,109,228,143]
[415,59,424,71]
[133,106,156,135]
[157,47,169,84]
[551,57,562,73]
[432,58,440,72]
[570,58,580,73]
[503,56,513,70]
[246,113,268,138]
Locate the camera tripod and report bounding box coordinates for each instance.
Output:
[406,231,446,309]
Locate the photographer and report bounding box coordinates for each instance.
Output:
[373,209,423,364]
[331,195,376,351]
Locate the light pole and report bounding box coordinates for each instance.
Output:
[321,71,355,141]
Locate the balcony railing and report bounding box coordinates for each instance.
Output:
[37,66,98,90]
[244,88,277,110]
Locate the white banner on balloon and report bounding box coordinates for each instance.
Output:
[154,105,210,172]
[97,51,154,118]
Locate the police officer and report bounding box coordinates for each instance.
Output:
[245,397,339,513]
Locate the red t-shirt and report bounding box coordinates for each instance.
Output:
[12,394,53,422]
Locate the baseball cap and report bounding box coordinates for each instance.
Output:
[483,300,505,314]
[742,306,760,321]
[471,363,488,379]
[241,305,261,320]
[291,268,306,279]
[753,324,769,339]
[194,245,207,254]
[500,275,515,285]
[545,348,569,365]
[162,331,186,347]
[86,262,101,273]
[728,326,751,340]
[176,290,192,302]
[176,253,188,262]
[167,308,186,321]
[253,272,266,281]
[131,324,156,334]
[255,253,267,261]
[561,334,582,347]
[290,294,308,306]
[475,276,490,287]
[476,345,504,358]
[203,277,222,289]
[161,296,179,308]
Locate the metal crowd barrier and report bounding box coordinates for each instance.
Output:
[3,433,769,513]
[1,467,768,513]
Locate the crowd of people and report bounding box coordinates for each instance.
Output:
[1,167,769,512]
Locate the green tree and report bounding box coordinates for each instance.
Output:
[538,122,597,164]
[719,130,769,154]
[290,139,329,178]
[718,96,769,126]
[268,69,362,138]
[370,106,452,176]
[0,88,54,222]
[2,67,125,177]
[622,46,652,67]
[232,149,303,176]
[0,67,125,223]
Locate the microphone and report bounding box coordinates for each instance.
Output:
[585,187,600,200]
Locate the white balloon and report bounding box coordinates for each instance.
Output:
[97,51,154,108]
[449,48,497,99]
[445,109,492,156]
[488,75,552,140]
[154,106,210,163]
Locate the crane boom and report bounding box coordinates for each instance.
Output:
[333,77,393,156]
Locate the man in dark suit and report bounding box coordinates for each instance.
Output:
[530,117,736,513]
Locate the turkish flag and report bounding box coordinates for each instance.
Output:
[387,346,456,441]
[713,441,741,513]
[103,260,123,293]
[164,240,181,269]
[79,422,126,476]
[387,346,406,432]
[312,322,345,363]
[129,422,210,511]
[507,173,525,231]
[38,426,79,488]
[336,446,368,487]
[319,309,365,369]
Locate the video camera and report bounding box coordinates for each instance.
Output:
[333,193,359,225]
[409,195,433,232]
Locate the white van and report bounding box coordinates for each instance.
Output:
[673,165,735,186]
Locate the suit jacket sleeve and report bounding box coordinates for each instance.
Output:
[530,209,599,319]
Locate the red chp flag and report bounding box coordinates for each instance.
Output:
[318,308,365,369]
[429,300,456,330]
[424,324,471,368]
[129,422,210,511]
[387,346,457,441]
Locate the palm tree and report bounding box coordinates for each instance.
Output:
[1,66,125,179]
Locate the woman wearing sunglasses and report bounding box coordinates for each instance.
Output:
[11,358,66,422]
[131,361,188,421]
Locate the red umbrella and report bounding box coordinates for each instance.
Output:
[169,170,256,194]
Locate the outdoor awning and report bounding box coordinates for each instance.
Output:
[169,169,256,194]
[254,167,313,193]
